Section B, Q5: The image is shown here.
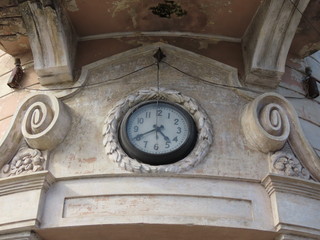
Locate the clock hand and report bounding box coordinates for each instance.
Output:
[156,125,171,143]
[133,128,157,141]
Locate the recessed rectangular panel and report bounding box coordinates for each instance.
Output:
[63,194,252,221]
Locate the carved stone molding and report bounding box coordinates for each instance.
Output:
[241,92,320,181]
[103,88,213,173]
[1,146,46,178]
[276,233,317,240]
[0,231,42,240]
[0,93,71,172]
[270,151,311,181]
[262,174,320,239]
[0,171,54,236]
[18,0,77,85]
[0,170,55,197]
[242,0,310,88]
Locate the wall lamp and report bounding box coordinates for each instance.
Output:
[7,58,24,89]
[304,67,319,99]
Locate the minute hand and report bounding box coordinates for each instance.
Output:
[133,128,156,140]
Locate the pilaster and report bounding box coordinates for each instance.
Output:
[263,174,320,239]
[0,171,55,235]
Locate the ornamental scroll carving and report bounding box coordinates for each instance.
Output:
[0,93,71,173]
[241,92,320,181]
[103,88,213,173]
[270,151,311,180]
[1,146,46,178]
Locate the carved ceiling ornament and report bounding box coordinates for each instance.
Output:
[103,88,213,173]
[0,93,71,173]
[241,92,320,181]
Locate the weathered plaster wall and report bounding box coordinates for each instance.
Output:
[48,44,268,179]
[0,50,38,140]
[0,44,319,240]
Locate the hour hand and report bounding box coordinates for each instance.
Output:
[157,125,171,143]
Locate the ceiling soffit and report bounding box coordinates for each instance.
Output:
[0,0,316,88]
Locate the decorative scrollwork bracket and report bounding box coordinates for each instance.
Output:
[241,92,320,181]
[0,93,71,175]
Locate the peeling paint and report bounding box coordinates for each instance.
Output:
[111,0,141,18]
[299,42,320,58]
[128,8,138,29]
[81,157,97,163]
[63,0,79,12]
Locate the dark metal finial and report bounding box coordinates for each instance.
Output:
[153,48,166,63]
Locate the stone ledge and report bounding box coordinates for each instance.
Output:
[262,174,320,200]
[0,231,41,240]
[0,171,55,197]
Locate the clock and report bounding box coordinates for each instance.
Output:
[119,100,197,165]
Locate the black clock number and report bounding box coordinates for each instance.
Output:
[134,126,139,132]
[154,143,159,150]
[165,142,170,148]
[157,110,162,116]
[177,127,181,134]
[145,112,151,118]
[174,119,179,125]
[144,141,148,148]
[172,136,178,142]
[137,118,144,124]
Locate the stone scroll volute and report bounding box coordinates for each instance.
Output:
[0,93,71,175]
[241,92,320,181]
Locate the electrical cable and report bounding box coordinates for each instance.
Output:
[0,57,310,101]
[19,62,158,92]
[162,61,264,94]
[286,64,320,84]
[287,0,320,36]
[162,61,306,99]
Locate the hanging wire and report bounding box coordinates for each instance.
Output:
[0,53,309,101]
[153,48,166,139]
[162,61,306,100]
[286,64,320,86]
[1,59,304,101]
[287,0,320,36]
[18,62,157,92]
[162,61,264,94]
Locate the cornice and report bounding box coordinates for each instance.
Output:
[0,171,55,197]
[79,31,241,43]
[262,174,320,200]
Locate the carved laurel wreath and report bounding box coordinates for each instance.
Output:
[103,88,213,173]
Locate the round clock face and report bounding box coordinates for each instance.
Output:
[119,101,197,165]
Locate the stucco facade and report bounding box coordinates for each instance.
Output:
[0,1,320,240]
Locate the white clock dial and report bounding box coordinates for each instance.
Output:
[119,101,197,165]
[126,102,189,154]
